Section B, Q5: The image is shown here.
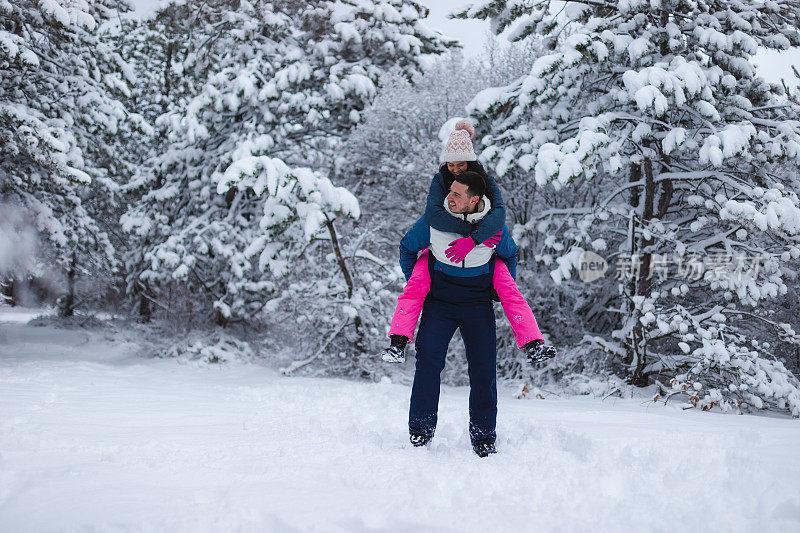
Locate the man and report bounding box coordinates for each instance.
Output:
[396,170,520,457]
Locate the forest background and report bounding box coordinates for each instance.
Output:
[3,0,800,418]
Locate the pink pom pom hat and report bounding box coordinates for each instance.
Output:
[440,120,477,163]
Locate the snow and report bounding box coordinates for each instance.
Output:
[39,0,71,27]
[0,30,20,59]
[627,37,650,62]
[0,313,798,530]
[0,307,54,324]
[634,85,669,116]
[662,127,687,154]
[467,85,515,115]
[0,204,39,277]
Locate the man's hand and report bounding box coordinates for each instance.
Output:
[445,237,476,263]
[482,231,502,248]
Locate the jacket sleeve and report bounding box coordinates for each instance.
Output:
[470,175,506,244]
[494,224,518,280]
[399,216,431,281]
[424,173,472,237]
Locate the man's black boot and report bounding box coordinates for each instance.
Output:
[410,433,432,447]
[472,442,497,457]
[381,335,409,363]
[523,340,557,366]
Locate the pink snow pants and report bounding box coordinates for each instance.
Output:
[389,249,544,348]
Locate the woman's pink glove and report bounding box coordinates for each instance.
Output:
[445,237,476,262]
[482,231,502,248]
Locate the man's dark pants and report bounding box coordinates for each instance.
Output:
[408,296,498,445]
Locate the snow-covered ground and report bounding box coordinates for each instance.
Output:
[1,308,799,532]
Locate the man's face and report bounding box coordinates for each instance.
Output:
[447,181,478,214]
[447,161,468,176]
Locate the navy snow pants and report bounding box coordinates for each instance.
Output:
[408,298,498,445]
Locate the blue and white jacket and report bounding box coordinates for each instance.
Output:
[400,197,518,281]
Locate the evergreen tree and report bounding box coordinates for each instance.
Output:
[461,0,800,415]
[121,0,453,334]
[114,3,213,320]
[0,0,145,314]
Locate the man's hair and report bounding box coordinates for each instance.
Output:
[453,171,486,199]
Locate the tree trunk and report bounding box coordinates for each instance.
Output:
[628,9,676,384]
[325,217,365,353]
[659,11,670,57]
[325,217,354,298]
[61,252,76,317]
[630,157,658,386]
[1,278,15,306]
[637,157,656,296]
[657,179,674,219]
[623,158,656,387]
[624,162,641,369]
[139,285,152,323]
[163,41,174,113]
[213,306,228,327]
[620,22,675,376]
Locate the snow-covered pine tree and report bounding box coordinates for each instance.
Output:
[117,0,244,129]
[114,3,220,320]
[0,0,146,314]
[461,0,800,415]
[122,0,453,339]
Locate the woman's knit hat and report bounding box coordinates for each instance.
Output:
[440,120,477,163]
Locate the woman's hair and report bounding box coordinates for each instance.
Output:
[439,160,488,188]
[453,171,487,199]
